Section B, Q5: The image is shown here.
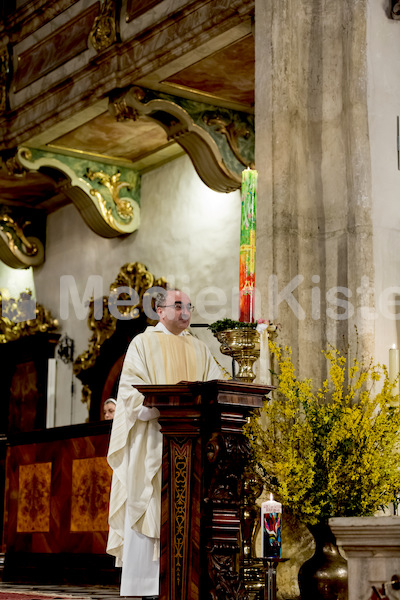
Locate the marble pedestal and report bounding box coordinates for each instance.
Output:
[329,516,400,600]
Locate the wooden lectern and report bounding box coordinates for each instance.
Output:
[138,379,273,600]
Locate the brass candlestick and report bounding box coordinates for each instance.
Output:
[240,466,265,600]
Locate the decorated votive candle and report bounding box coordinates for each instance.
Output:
[261,493,282,558]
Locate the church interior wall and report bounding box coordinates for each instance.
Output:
[29,154,241,425]
[367,0,400,367]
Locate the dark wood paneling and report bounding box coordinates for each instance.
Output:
[3,422,117,584]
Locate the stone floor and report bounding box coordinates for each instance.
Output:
[0,582,124,599]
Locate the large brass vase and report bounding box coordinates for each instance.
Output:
[215,328,260,383]
[298,522,348,600]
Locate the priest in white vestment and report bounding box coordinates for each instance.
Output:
[107,289,222,599]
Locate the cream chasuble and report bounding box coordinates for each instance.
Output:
[106,324,222,596]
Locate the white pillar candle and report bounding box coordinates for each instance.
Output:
[46,358,57,428]
[261,493,282,558]
[259,329,269,385]
[389,345,400,398]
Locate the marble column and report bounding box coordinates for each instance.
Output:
[254,0,375,382]
[330,516,400,600]
[254,2,375,597]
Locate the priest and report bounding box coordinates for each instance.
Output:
[106,288,222,599]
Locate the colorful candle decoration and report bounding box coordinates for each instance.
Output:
[261,494,282,558]
[389,345,400,398]
[239,168,258,322]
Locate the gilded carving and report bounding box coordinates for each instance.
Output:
[0,213,39,257]
[0,205,45,268]
[17,147,140,238]
[0,290,58,344]
[203,112,255,169]
[89,0,118,52]
[111,97,141,122]
[109,87,244,193]
[85,168,134,222]
[73,262,167,377]
[73,297,116,376]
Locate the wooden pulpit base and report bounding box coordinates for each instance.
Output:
[139,379,272,600]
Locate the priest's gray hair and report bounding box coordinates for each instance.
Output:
[155,289,182,310]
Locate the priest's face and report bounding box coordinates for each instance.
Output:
[157,290,192,334]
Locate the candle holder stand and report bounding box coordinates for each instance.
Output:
[240,466,265,600]
[262,558,289,600]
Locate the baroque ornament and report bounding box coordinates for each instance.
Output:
[0,211,45,268]
[85,168,134,222]
[109,86,246,193]
[88,0,118,52]
[73,261,167,377]
[0,290,58,344]
[203,112,255,169]
[16,147,140,237]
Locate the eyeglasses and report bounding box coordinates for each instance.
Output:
[159,303,195,312]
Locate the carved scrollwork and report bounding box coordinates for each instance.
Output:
[85,168,134,222]
[108,86,244,193]
[88,0,118,52]
[206,433,251,503]
[203,112,255,169]
[392,1,400,19]
[0,290,58,344]
[73,261,167,377]
[17,147,140,237]
[207,545,248,600]
[0,209,45,269]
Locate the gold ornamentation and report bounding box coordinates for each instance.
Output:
[111,97,142,122]
[108,87,241,193]
[0,214,38,256]
[88,0,117,52]
[73,262,167,377]
[203,113,255,169]
[0,211,45,268]
[4,153,27,177]
[85,169,134,222]
[16,147,140,237]
[81,384,92,411]
[0,290,58,344]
